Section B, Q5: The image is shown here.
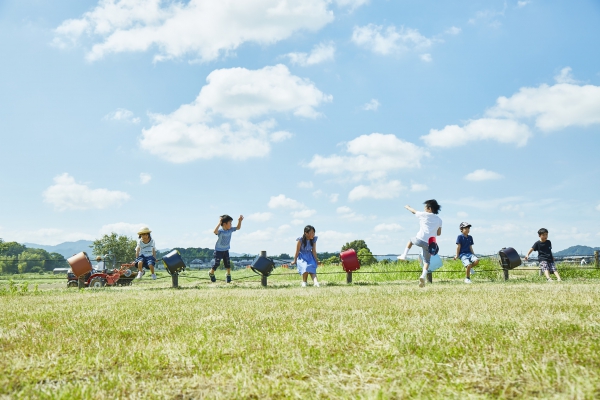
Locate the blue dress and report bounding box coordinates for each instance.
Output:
[296,236,318,275]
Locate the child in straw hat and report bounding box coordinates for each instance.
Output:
[135,226,157,280]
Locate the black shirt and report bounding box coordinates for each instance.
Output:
[532,240,554,262]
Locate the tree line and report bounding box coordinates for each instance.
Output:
[0,239,68,274]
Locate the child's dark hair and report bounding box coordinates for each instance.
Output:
[138,233,152,241]
[302,225,315,248]
[220,215,233,226]
[538,228,548,235]
[424,199,441,214]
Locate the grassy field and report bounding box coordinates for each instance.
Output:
[1,261,600,399]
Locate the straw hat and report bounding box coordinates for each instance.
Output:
[138,226,152,235]
[96,256,102,261]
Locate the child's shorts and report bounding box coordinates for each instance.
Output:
[539,261,557,273]
[134,255,156,269]
[213,250,231,269]
[460,254,479,267]
[410,237,431,263]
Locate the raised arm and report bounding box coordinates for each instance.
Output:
[236,215,244,230]
[214,218,222,235]
[404,205,417,214]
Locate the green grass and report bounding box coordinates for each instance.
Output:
[1,264,600,399]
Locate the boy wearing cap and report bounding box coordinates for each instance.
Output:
[524,228,562,282]
[453,223,479,284]
[135,226,157,280]
[397,199,442,288]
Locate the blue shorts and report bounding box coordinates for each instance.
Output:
[135,255,156,269]
[213,250,231,269]
[460,254,479,267]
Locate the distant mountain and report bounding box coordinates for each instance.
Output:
[24,240,94,258]
[554,245,600,257]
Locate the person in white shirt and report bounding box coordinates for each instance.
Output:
[397,199,443,288]
[135,226,157,280]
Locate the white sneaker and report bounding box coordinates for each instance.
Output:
[464,278,472,284]
[301,282,307,287]
[470,269,476,274]
[136,271,143,279]
[419,276,426,288]
[397,254,407,261]
[151,273,157,280]
[314,282,320,287]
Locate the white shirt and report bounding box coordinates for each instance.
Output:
[414,211,442,241]
[136,238,156,257]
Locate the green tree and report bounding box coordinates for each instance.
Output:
[17,248,49,273]
[323,255,340,265]
[357,248,376,265]
[91,233,137,263]
[341,240,370,254]
[0,240,26,257]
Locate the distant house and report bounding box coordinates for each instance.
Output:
[190,259,210,269]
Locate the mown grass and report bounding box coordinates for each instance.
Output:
[1,263,600,399]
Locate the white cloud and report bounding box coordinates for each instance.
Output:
[5,228,95,246]
[423,70,600,148]
[486,81,600,132]
[103,108,140,123]
[457,211,468,218]
[596,203,600,211]
[268,194,304,209]
[43,173,130,211]
[291,219,305,226]
[298,181,314,188]
[99,222,145,237]
[348,180,404,201]
[53,0,337,63]
[140,64,331,162]
[445,26,461,35]
[336,206,368,221]
[361,99,380,111]
[291,209,316,219]
[333,0,370,10]
[329,193,339,203]
[317,230,355,249]
[374,223,402,232]
[270,131,294,142]
[139,173,151,184]
[422,118,532,148]
[517,1,531,8]
[307,133,429,179]
[420,53,432,62]
[246,212,273,222]
[410,183,428,192]
[284,42,335,66]
[464,169,504,181]
[352,24,432,56]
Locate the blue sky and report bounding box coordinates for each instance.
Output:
[1,0,599,256]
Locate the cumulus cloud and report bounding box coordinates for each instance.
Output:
[596,203,600,212]
[420,53,432,62]
[140,64,331,162]
[99,222,145,236]
[268,194,305,209]
[422,118,532,148]
[457,211,468,218]
[486,80,600,132]
[336,206,368,221]
[43,173,130,211]
[374,223,402,232]
[351,24,432,56]
[53,0,338,63]
[517,1,531,8]
[298,181,314,188]
[284,41,335,66]
[4,228,95,245]
[246,212,273,222]
[424,69,600,148]
[103,108,140,123]
[307,133,429,180]
[348,180,404,201]
[139,173,151,184]
[464,169,504,181]
[291,209,316,219]
[445,26,461,35]
[361,99,380,111]
[410,183,428,192]
[333,0,370,10]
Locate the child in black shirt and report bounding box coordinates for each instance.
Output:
[525,228,562,281]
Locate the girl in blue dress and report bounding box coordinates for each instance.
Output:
[292,225,320,287]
